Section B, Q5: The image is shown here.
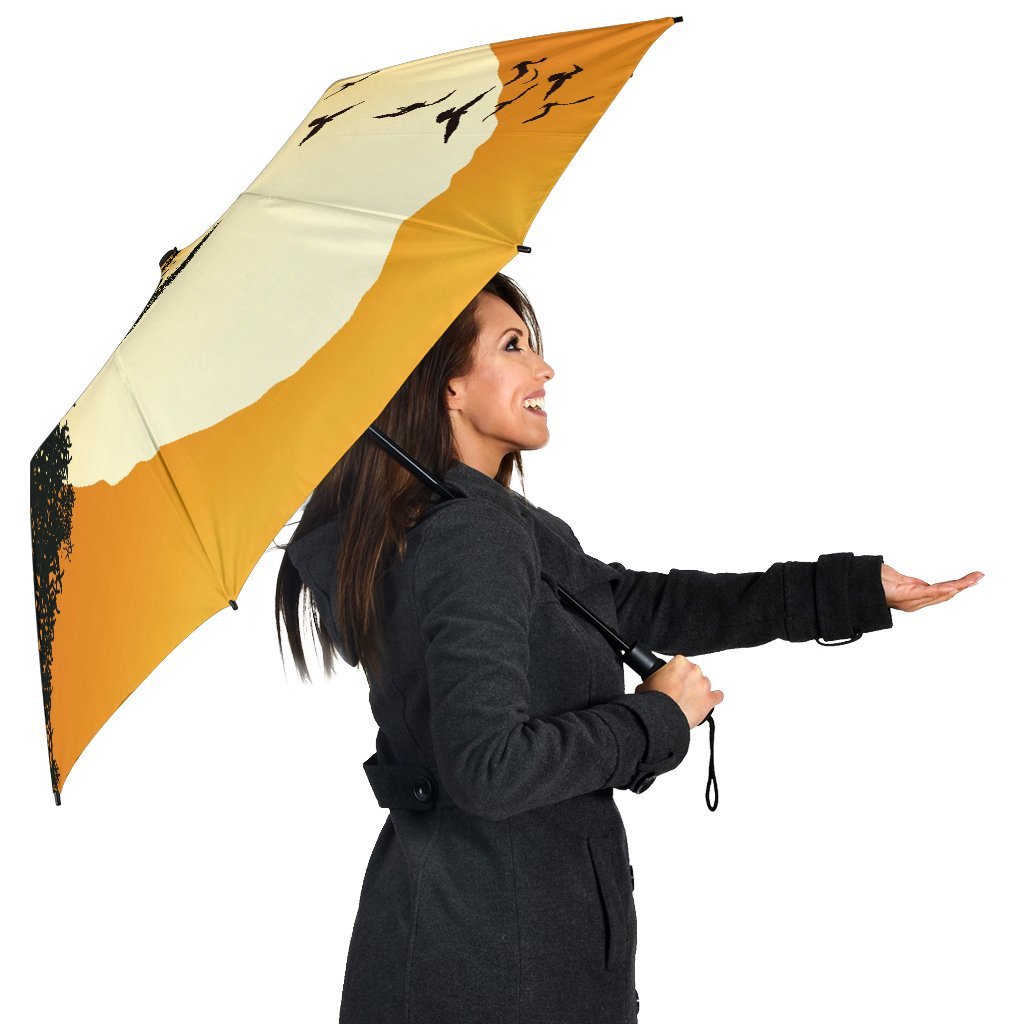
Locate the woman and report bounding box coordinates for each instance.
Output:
[278,272,981,1024]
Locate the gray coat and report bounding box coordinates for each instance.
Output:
[286,459,893,1023]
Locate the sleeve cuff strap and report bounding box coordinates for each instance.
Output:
[816,552,893,641]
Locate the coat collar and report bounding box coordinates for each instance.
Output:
[436,459,536,520]
[434,460,621,598]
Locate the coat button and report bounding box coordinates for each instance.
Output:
[412,775,434,802]
[635,988,640,1015]
[629,863,634,891]
[631,772,656,793]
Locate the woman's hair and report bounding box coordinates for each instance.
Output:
[274,271,544,688]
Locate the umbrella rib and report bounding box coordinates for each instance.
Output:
[238,190,522,252]
[112,351,227,602]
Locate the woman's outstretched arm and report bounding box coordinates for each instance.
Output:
[601,551,893,657]
[602,558,983,655]
[542,512,892,656]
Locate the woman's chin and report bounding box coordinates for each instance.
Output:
[517,433,550,452]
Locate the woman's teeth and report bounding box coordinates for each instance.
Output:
[523,397,545,413]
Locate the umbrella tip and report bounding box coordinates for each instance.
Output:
[517,244,531,254]
[54,789,61,807]
[229,599,239,610]
[158,247,179,274]
[673,15,684,23]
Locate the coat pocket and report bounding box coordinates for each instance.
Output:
[587,835,628,971]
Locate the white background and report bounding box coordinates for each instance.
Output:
[3,2,1019,1021]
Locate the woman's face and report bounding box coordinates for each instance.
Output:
[446,290,555,478]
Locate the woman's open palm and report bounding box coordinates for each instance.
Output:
[882,563,984,612]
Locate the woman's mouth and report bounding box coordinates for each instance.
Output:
[523,397,546,417]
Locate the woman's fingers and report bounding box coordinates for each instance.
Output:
[886,569,984,612]
[898,588,961,612]
[935,571,984,588]
[913,593,958,606]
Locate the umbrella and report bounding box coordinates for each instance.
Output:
[30,14,689,806]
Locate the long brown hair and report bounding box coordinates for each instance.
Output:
[274,271,544,688]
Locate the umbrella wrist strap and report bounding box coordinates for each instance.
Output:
[705,714,717,811]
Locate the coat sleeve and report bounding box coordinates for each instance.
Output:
[412,500,691,821]
[597,550,893,657]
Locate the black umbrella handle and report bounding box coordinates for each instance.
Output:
[625,640,718,812]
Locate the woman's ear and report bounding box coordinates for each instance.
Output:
[445,380,462,412]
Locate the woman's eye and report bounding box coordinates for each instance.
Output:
[505,337,522,351]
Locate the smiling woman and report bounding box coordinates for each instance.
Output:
[444,289,556,478]
[277,269,698,1023]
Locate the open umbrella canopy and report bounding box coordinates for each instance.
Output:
[30,15,683,804]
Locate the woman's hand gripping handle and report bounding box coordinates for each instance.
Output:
[635,653,724,730]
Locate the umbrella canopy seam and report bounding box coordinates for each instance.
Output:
[238,189,526,251]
